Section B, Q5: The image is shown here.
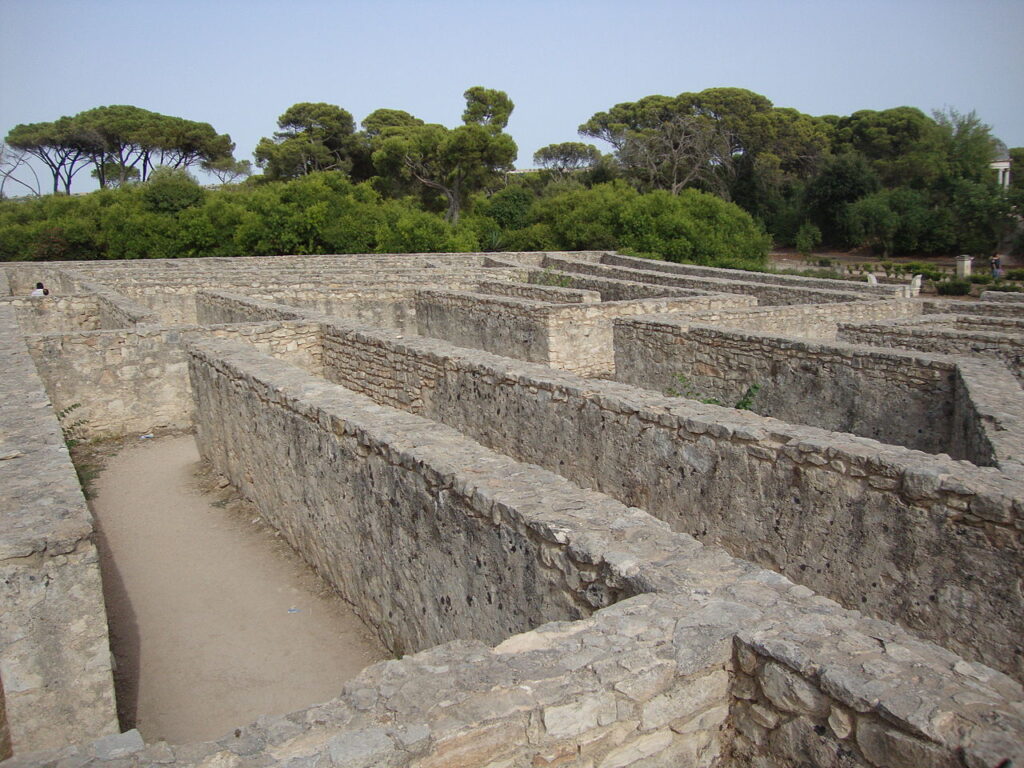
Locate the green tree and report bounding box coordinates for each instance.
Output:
[6,117,97,194]
[533,142,602,174]
[461,86,514,131]
[372,88,517,223]
[932,107,1003,183]
[254,102,358,180]
[361,109,424,139]
[202,156,253,185]
[802,153,881,244]
[832,107,944,188]
[140,167,205,214]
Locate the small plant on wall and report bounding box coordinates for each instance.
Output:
[666,375,761,410]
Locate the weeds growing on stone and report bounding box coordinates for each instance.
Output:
[666,374,761,410]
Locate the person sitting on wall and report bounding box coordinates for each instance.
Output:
[30,282,45,297]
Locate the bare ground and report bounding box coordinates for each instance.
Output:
[86,434,387,745]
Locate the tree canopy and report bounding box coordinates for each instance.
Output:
[5,106,235,193]
[371,87,517,223]
[254,102,359,180]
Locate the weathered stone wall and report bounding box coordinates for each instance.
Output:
[113,286,199,325]
[953,358,1024,472]
[189,339,642,657]
[2,265,80,296]
[24,321,323,438]
[667,298,921,339]
[614,320,959,455]
[0,306,119,754]
[4,254,1024,767]
[475,279,600,303]
[523,268,706,301]
[13,332,1022,768]
[540,254,878,305]
[194,291,309,325]
[981,289,1024,303]
[3,296,102,334]
[838,316,1024,383]
[317,317,1024,679]
[415,289,754,376]
[923,299,1024,318]
[244,288,417,331]
[601,252,905,298]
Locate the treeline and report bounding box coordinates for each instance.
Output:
[4,105,238,193]
[567,88,1020,256]
[1,86,1020,265]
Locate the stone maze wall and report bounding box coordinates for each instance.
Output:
[414,289,751,376]
[0,306,119,753]
[1,253,1022,768]
[837,314,1024,384]
[613,319,963,455]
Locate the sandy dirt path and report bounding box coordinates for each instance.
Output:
[89,434,387,745]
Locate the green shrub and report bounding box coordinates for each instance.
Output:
[935,279,971,296]
[901,261,946,281]
[969,274,993,284]
[986,283,1022,292]
[794,222,822,257]
[1005,268,1024,281]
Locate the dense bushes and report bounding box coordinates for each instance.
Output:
[0,172,771,267]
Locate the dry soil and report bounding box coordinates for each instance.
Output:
[89,434,387,745]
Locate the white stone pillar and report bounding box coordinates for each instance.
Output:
[956,254,973,279]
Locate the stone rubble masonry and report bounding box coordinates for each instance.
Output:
[311,312,1024,681]
[838,314,1024,384]
[613,318,962,455]
[539,254,886,305]
[981,290,1024,303]
[2,295,104,334]
[2,253,1023,768]
[414,289,751,376]
[657,297,923,340]
[601,252,906,299]
[23,320,324,438]
[474,279,601,304]
[13,330,1022,768]
[0,306,119,753]
[953,358,1024,473]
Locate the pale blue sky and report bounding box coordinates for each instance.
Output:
[2,0,1022,191]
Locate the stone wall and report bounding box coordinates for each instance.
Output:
[601,252,904,298]
[194,291,309,325]
[475,279,600,303]
[415,289,754,376]
[981,289,1024,303]
[24,321,323,438]
[923,299,1024,318]
[539,255,877,306]
[3,296,102,334]
[2,265,80,296]
[665,298,921,340]
[316,317,1024,679]
[838,316,1024,383]
[112,286,199,325]
[11,331,1022,768]
[953,358,1024,472]
[524,268,706,301]
[614,319,960,455]
[188,339,642,656]
[0,306,119,753]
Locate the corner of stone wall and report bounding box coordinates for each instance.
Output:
[953,357,1024,471]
